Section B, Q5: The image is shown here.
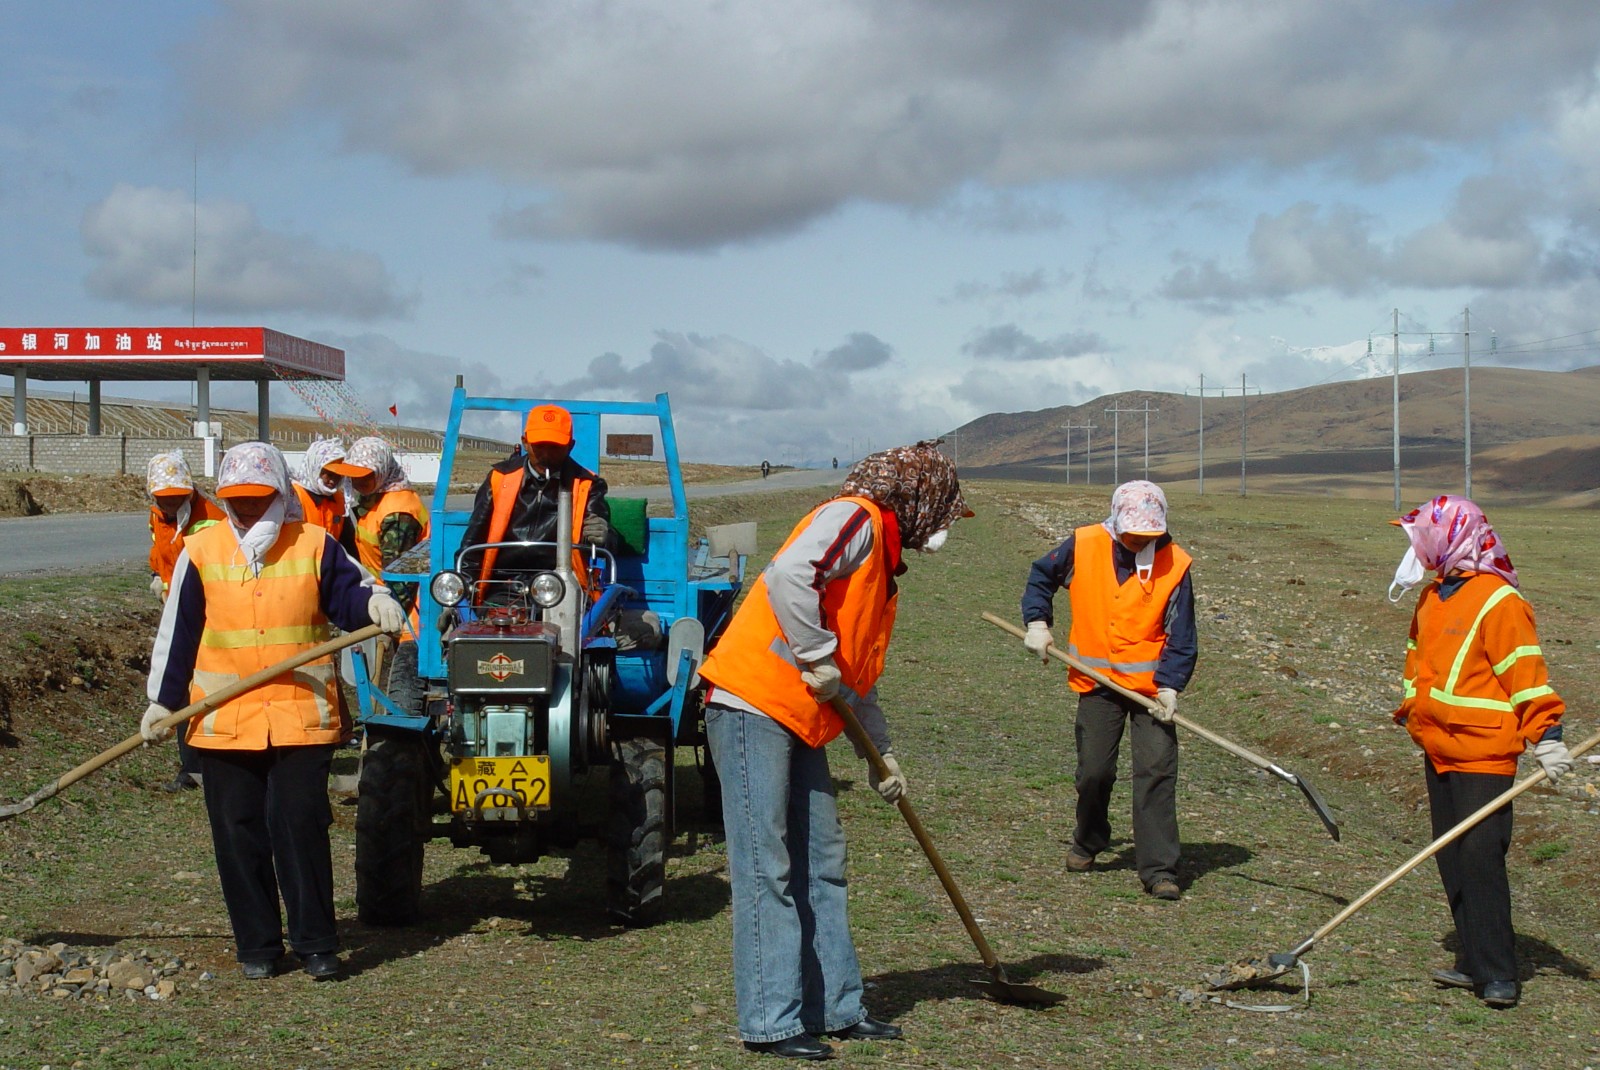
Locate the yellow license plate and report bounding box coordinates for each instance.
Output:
[449,755,551,813]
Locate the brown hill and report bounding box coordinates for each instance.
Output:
[953,365,1600,506]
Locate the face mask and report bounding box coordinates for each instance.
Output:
[1388,545,1426,603]
[920,528,950,553]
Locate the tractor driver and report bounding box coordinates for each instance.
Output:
[461,403,614,595]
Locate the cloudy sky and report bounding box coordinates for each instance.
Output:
[7,1,1600,463]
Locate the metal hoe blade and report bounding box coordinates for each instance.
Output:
[969,976,1069,1006]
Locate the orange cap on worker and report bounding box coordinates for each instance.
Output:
[524,404,574,447]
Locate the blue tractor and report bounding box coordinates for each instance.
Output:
[349,383,748,926]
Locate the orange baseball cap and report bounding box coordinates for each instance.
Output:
[322,459,372,478]
[216,482,279,499]
[151,487,191,498]
[524,404,574,446]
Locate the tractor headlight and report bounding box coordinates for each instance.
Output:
[531,572,565,608]
[430,570,469,608]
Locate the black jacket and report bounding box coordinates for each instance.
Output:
[460,453,612,575]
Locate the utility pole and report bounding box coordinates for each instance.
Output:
[1062,420,1096,486]
[1104,401,1149,487]
[1463,306,1472,498]
[1392,310,1401,512]
[1240,372,1248,498]
[1141,399,1159,478]
[1197,374,1205,496]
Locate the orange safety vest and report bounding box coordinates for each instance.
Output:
[180,520,346,750]
[700,497,898,748]
[354,488,430,578]
[293,483,347,542]
[1398,574,1564,775]
[149,495,225,597]
[478,466,595,593]
[1065,524,1192,696]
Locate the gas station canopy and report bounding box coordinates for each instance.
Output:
[0,326,343,381]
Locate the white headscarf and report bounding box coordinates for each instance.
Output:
[346,437,410,495]
[295,437,348,497]
[216,442,302,576]
[1102,480,1169,583]
[147,450,196,537]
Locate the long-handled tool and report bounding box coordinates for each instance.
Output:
[1207,725,1600,991]
[829,695,1066,1007]
[981,611,1340,841]
[0,624,384,821]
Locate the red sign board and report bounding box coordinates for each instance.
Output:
[0,327,343,378]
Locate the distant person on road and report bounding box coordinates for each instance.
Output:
[145,449,225,793]
[832,456,838,469]
[1019,479,1196,902]
[141,441,406,981]
[1388,495,1569,1009]
[333,437,429,620]
[291,437,351,544]
[461,404,612,593]
[760,459,771,479]
[699,440,972,1059]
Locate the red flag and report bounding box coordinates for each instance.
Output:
[388,404,398,417]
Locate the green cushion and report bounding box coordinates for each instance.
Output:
[609,497,648,556]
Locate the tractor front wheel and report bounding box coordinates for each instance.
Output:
[355,729,434,926]
[606,736,667,927]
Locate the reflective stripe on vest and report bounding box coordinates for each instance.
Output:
[355,488,430,577]
[699,497,897,748]
[1424,584,1552,713]
[1065,524,1191,696]
[182,520,345,749]
[478,466,595,594]
[149,496,225,593]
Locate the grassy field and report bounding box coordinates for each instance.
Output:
[1,483,1597,1068]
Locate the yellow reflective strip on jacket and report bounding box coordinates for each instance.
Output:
[1427,688,1513,712]
[193,554,321,583]
[1492,645,1543,676]
[1440,584,1520,698]
[199,624,332,649]
[1508,683,1555,706]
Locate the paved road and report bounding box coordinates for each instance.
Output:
[0,467,845,577]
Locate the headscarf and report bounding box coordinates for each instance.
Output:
[1102,480,1169,583]
[1394,494,1518,588]
[215,442,302,575]
[837,439,973,550]
[346,436,411,495]
[146,450,196,538]
[295,437,348,497]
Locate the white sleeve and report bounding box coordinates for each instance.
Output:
[761,500,876,665]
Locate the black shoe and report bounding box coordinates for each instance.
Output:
[1431,968,1474,990]
[240,959,279,980]
[1065,849,1095,872]
[1480,980,1518,1007]
[301,953,341,979]
[1149,879,1182,901]
[829,1017,903,1041]
[160,774,199,793]
[743,1035,832,1060]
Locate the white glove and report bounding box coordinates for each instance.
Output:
[141,702,176,743]
[369,591,406,634]
[1023,621,1054,663]
[799,657,841,702]
[581,513,609,545]
[149,574,166,599]
[1153,688,1178,724]
[869,752,907,804]
[1534,738,1573,782]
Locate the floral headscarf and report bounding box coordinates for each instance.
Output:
[346,436,410,495]
[147,450,196,538]
[1103,480,1168,538]
[1395,495,1518,587]
[838,439,972,550]
[296,437,348,497]
[216,442,302,574]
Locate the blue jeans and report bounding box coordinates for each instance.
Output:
[705,703,867,1043]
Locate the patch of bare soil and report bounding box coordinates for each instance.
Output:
[0,474,152,518]
[0,601,156,747]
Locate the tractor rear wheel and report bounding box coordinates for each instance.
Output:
[355,729,434,926]
[606,736,667,927]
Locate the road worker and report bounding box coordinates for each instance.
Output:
[1019,479,1197,901]
[1389,495,1570,1009]
[291,437,350,543]
[460,403,612,594]
[145,449,225,793]
[332,437,429,619]
[141,441,407,980]
[698,440,971,1059]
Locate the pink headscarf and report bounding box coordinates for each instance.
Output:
[1395,495,1518,587]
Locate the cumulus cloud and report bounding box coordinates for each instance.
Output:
[817,332,894,372]
[81,185,409,319]
[961,323,1108,362]
[178,1,1600,250]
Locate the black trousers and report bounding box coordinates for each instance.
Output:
[1425,761,1517,984]
[176,733,202,780]
[1072,689,1180,887]
[198,744,338,964]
